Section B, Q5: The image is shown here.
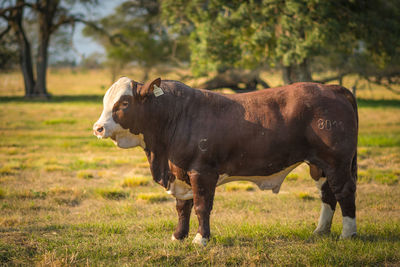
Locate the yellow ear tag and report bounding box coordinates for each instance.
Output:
[153,84,164,97]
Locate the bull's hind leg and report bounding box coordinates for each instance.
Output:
[172,199,193,241]
[326,164,357,239]
[311,165,337,235]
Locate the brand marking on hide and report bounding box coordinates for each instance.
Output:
[317,119,343,130]
[198,138,208,152]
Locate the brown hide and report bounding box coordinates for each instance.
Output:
[112,81,358,200]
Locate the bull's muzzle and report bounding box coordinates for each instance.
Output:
[93,123,105,138]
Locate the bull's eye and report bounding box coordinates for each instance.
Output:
[121,101,129,109]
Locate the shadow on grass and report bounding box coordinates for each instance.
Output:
[0,95,103,104]
[357,98,400,108]
[1,95,399,108]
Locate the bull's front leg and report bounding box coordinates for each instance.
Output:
[189,170,218,246]
[172,199,193,241]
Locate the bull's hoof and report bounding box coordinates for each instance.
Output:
[341,216,357,239]
[192,233,208,246]
[313,228,331,236]
[171,233,187,241]
[340,232,357,239]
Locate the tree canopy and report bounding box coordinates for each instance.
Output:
[162,0,400,89]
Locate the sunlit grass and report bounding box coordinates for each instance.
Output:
[0,69,399,265]
[137,193,171,203]
[121,176,151,187]
[76,170,95,179]
[224,182,255,192]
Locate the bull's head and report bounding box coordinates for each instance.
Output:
[93,76,161,149]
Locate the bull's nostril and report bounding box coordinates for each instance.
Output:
[97,127,104,133]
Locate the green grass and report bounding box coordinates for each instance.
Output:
[43,118,77,125]
[0,69,399,265]
[359,169,399,185]
[359,133,400,147]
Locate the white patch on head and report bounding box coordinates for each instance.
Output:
[93,77,145,149]
[192,233,207,246]
[167,179,193,200]
[313,203,335,235]
[171,234,178,241]
[341,216,357,239]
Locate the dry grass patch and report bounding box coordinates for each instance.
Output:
[76,170,94,179]
[286,173,299,181]
[95,188,129,200]
[44,164,65,172]
[296,192,316,200]
[0,166,16,176]
[0,187,6,199]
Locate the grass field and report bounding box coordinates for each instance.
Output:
[0,69,399,266]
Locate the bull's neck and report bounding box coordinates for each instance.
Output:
[134,95,179,153]
[133,94,183,188]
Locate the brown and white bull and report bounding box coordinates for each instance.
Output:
[93,77,358,246]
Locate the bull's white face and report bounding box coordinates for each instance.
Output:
[93,77,145,149]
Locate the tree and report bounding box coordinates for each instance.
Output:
[162,0,400,88]
[0,32,18,70]
[1,0,35,95]
[83,0,190,82]
[0,0,102,98]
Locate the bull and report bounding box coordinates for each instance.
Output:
[93,77,358,246]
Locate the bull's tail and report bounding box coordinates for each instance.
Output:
[348,90,358,182]
[351,148,357,181]
[342,86,358,181]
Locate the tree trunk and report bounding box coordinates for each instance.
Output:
[298,59,312,82]
[18,31,35,96]
[18,34,35,97]
[31,0,61,98]
[282,58,313,84]
[199,69,269,93]
[33,33,50,97]
[282,66,293,84]
[8,0,36,96]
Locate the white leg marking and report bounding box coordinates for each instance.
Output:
[314,203,335,235]
[315,178,327,197]
[171,234,178,241]
[192,233,208,246]
[341,216,357,239]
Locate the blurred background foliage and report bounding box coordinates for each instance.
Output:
[1,0,400,96]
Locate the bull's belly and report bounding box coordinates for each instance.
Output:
[167,163,301,200]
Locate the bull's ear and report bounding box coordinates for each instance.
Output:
[135,77,161,97]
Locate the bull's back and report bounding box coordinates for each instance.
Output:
[209,83,357,174]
